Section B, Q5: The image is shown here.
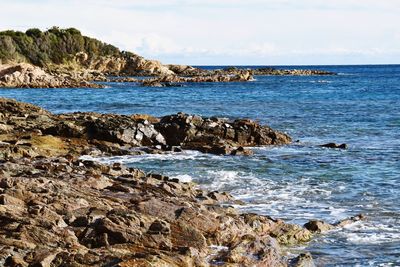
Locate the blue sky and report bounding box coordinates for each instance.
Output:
[1,0,399,65]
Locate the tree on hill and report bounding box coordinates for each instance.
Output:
[0,27,121,67]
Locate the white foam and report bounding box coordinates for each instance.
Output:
[340,221,400,245]
[328,206,347,217]
[80,150,217,165]
[310,80,332,84]
[172,174,193,183]
[207,170,240,188]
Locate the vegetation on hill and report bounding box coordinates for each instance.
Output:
[0,26,131,67]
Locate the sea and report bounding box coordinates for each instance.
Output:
[1,65,399,266]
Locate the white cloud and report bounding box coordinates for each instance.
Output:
[1,0,399,65]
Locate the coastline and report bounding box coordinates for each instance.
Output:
[0,98,363,266]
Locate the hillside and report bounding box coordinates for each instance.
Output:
[0,27,121,66]
[0,27,180,76]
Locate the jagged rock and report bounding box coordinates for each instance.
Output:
[334,214,366,227]
[141,71,254,87]
[1,98,290,157]
[290,252,315,267]
[0,152,325,266]
[0,96,362,266]
[157,113,291,155]
[148,220,171,235]
[304,220,334,233]
[231,146,254,156]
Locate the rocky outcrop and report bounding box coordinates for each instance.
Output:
[157,113,291,155]
[0,98,365,266]
[0,98,290,157]
[166,64,208,76]
[0,63,103,88]
[71,52,176,77]
[0,155,312,266]
[214,67,336,76]
[251,68,335,76]
[141,71,253,87]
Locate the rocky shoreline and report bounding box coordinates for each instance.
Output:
[0,27,336,89]
[0,63,104,89]
[0,61,336,89]
[0,98,364,266]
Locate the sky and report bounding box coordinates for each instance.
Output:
[1,0,400,65]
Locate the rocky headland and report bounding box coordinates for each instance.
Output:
[0,98,364,266]
[0,27,336,89]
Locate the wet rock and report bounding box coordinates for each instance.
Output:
[207,191,234,203]
[231,146,254,156]
[290,252,315,267]
[320,143,348,149]
[334,214,366,227]
[304,220,334,233]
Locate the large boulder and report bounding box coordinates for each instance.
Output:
[156,113,291,154]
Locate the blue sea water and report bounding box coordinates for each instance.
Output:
[1,65,400,266]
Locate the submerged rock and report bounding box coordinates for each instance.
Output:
[320,143,348,149]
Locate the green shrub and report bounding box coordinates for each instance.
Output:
[0,26,124,66]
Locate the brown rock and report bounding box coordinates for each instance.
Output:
[304,220,334,233]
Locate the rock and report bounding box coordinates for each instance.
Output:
[252,68,336,76]
[0,63,102,88]
[334,214,366,227]
[320,143,348,149]
[157,113,291,155]
[148,220,171,235]
[0,97,347,265]
[304,220,334,233]
[1,98,289,157]
[215,235,285,266]
[5,255,29,267]
[290,252,315,267]
[0,194,25,206]
[140,71,255,87]
[231,146,254,156]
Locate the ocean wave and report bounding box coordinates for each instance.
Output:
[340,221,400,245]
[80,150,221,164]
[310,80,332,84]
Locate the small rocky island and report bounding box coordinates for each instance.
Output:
[0,27,357,266]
